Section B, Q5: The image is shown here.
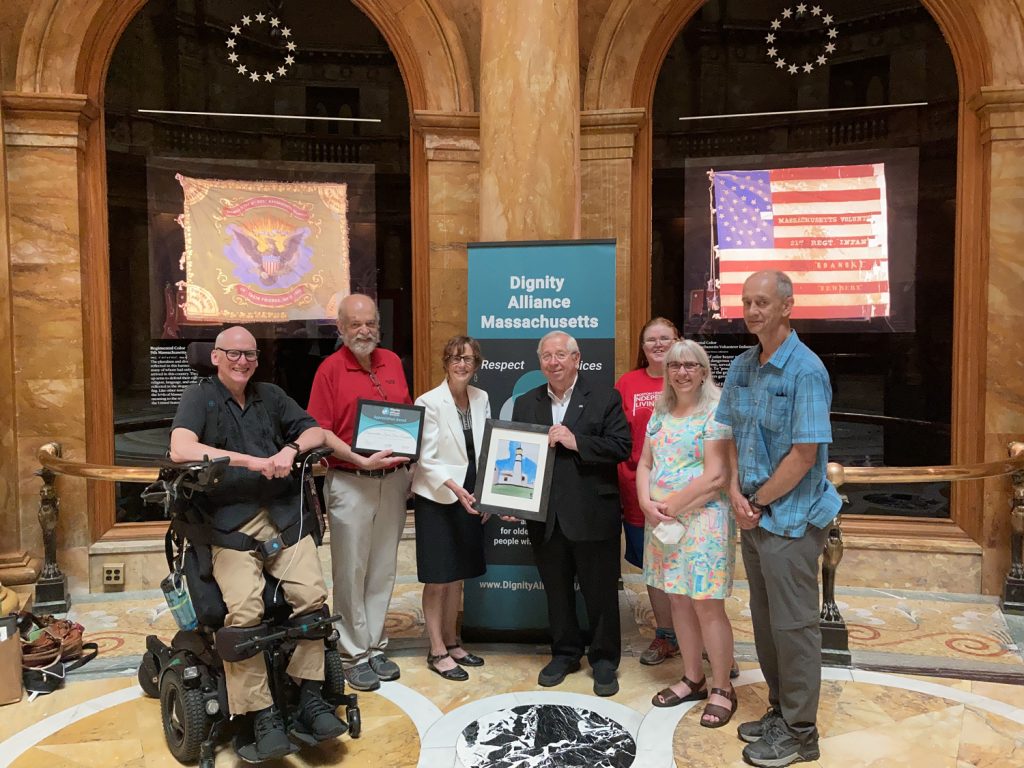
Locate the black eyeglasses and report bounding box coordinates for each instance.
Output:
[216,347,259,362]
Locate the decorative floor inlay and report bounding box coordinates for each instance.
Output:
[457,704,636,768]
[622,582,1023,668]
[671,677,1024,768]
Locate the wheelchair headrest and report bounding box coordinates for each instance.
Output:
[186,342,216,376]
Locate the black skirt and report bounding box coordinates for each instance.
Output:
[414,495,486,583]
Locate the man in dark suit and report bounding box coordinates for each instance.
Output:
[512,331,631,696]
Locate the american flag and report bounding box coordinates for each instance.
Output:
[712,164,889,320]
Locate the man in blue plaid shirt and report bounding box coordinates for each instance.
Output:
[715,270,841,767]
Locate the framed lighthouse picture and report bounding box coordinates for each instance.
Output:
[473,420,556,523]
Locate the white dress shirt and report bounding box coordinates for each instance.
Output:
[548,375,578,424]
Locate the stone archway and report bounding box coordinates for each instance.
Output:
[8,0,473,545]
[583,0,1024,592]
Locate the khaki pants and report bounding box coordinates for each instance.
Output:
[740,523,830,741]
[325,467,409,667]
[211,509,328,715]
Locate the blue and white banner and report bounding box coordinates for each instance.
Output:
[462,239,616,640]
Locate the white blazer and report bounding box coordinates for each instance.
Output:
[411,380,490,504]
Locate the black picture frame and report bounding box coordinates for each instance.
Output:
[473,419,556,523]
[352,399,426,462]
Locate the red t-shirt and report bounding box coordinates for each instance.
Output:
[307,346,412,469]
[615,367,664,526]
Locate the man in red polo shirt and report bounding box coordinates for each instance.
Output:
[307,293,411,692]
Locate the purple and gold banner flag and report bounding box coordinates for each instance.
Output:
[176,174,350,323]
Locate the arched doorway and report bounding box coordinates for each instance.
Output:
[649,4,958,520]
[585,0,1004,557]
[16,0,471,541]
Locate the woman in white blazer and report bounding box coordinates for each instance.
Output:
[412,335,490,680]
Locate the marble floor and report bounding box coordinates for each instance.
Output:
[2,580,1023,768]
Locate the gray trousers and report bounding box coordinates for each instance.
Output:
[324,467,410,667]
[741,523,830,741]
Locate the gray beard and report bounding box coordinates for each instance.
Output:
[347,338,378,357]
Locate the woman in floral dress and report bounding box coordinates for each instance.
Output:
[636,339,738,727]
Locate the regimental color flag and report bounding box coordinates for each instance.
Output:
[712,164,889,320]
[176,175,350,324]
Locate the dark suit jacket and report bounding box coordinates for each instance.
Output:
[512,374,631,543]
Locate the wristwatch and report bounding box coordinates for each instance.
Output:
[746,490,771,516]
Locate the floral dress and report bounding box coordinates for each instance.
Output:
[644,407,736,599]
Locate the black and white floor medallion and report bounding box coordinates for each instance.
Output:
[457,704,636,767]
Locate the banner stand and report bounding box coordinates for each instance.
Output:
[461,239,616,643]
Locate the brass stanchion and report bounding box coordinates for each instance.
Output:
[34,442,69,613]
[1001,442,1024,615]
[821,463,850,666]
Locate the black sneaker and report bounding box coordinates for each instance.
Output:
[741,718,820,767]
[252,706,292,760]
[592,662,619,697]
[537,656,581,687]
[297,681,347,740]
[368,653,401,681]
[344,661,381,691]
[737,706,783,744]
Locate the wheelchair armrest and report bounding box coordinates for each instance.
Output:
[294,446,333,467]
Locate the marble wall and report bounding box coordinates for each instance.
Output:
[2,0,1024,596]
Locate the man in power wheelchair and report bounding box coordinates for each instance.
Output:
[138,326,359,766]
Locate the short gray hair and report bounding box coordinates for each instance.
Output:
[536,331,579,358]
[775,271,794,300]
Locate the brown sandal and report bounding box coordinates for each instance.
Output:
[651,675,707,707]
[699,686,738,728]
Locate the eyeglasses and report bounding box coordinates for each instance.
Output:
[216,347,259,362]
[446,355,477,366]
[643,336,676,346]
[667,361,703,373]
[540,351,575,363]
[368,371,387,399]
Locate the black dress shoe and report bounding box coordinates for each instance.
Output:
[538,656,581,687]
[446,644,485,667]
[427,652,469,681]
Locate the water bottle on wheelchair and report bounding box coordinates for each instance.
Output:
[138,446,361,767]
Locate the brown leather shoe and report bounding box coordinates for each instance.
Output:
[640,636,680,666]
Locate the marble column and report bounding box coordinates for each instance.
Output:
[478,0,580,241]
[0,93,95,591]
[413,111,481,386]
[0,98,40,589]
[970,86,1024,594]
[580,109,644,377]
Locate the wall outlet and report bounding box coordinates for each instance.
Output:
[103,562,125,587]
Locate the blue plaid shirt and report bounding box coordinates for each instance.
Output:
[715,330,841,537]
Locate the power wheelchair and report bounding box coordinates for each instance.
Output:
[137,447,361,767]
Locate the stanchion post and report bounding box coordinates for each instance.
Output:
[1001,442,1024,615]
[821,462,851,666]
[34,442,70,613]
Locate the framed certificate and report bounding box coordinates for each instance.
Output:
[472,420,556,523]
[352,399,426,461]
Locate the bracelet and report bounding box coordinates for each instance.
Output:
[284,441,300,453]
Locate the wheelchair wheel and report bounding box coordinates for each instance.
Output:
[160,668,209,763]
[323,647,346,703]
[137,650,160,698]
[346,706,361,739]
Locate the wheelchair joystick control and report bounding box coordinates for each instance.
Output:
[161,572,198,631]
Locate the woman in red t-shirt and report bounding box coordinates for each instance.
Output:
[616,317,679,665]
